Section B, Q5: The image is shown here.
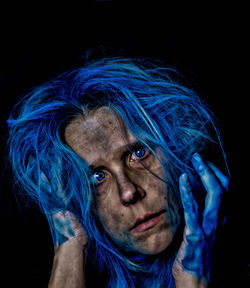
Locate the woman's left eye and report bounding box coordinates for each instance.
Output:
[131,147,147,160]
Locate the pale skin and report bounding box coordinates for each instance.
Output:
[48,107,229,287]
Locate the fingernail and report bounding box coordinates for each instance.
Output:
[192,153,203,171]
[180,173,188,184]
[192,153,202,163]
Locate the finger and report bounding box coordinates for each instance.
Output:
[51,211,75,244]
[179,174,205,279]
[191,153,223,235]
[179,173,202,240]
[192,153,223,209]
[206,161,229,191]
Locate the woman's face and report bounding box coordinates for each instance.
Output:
[64,107,175,255]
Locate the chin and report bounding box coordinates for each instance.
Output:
[134,227,174,256]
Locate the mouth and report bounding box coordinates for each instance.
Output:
[130,210,166,233]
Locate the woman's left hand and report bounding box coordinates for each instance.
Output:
[173,153,229,288]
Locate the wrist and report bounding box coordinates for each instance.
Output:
[49,237,86,288]
[54,236,87,256]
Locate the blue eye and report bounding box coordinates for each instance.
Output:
[93,171,105,183]
[133,147,146,158]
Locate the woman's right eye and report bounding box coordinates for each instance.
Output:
[93,171,105,184]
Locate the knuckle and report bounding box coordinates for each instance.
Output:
[196,163,206,175]
[202,214,218,235]
[186,231,204,243]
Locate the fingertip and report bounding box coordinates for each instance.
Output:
[206,161,229,191]
[179,173,192,196]
[192,153,204,174]
[192,152,201,161]
[180,173,188,184]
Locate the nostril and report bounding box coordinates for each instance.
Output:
[118,179,138,204]
[116,172,146,205]
[121,191,139,205]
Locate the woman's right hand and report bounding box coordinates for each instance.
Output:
[51,211,88,251]
[48,211,88,287]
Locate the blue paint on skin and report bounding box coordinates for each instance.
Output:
[179,172,205,278]
[179,173,202,238]
[7,57,230,287]
[179,153,229,280]
[51,212,76,246]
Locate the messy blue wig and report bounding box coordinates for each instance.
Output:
[7,56,229,287]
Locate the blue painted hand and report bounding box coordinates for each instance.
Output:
[51,211,88,251]
[173,153,229,288]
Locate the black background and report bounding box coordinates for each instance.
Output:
[0,1,248,287]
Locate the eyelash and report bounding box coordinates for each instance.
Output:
[92,146,149,185]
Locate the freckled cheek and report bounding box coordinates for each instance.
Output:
[148,161,167,197]
[147,177,167,199]
[136,167,166,199]
[97,203,128,237]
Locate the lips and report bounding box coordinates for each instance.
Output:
[130,210,165,233]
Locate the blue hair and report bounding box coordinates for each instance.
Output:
[7,56,229,287]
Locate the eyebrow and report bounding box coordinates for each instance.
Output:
[89,140,145,170]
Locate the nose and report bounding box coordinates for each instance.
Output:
[117,173,145,205]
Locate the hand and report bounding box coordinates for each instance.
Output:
[48,211,88,288]
[50,211,88,251]
[40,166,88,251]
[173,153,229,288]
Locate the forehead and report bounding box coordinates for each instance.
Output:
[64,107,136,165]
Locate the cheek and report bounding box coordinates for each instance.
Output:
[97,200,125,235]
[96,198,134,247]
[148,175,165,190]
[98,209,132,245]
[147,159,168,198]
[147,176,167,202]
[138,166,167,199]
